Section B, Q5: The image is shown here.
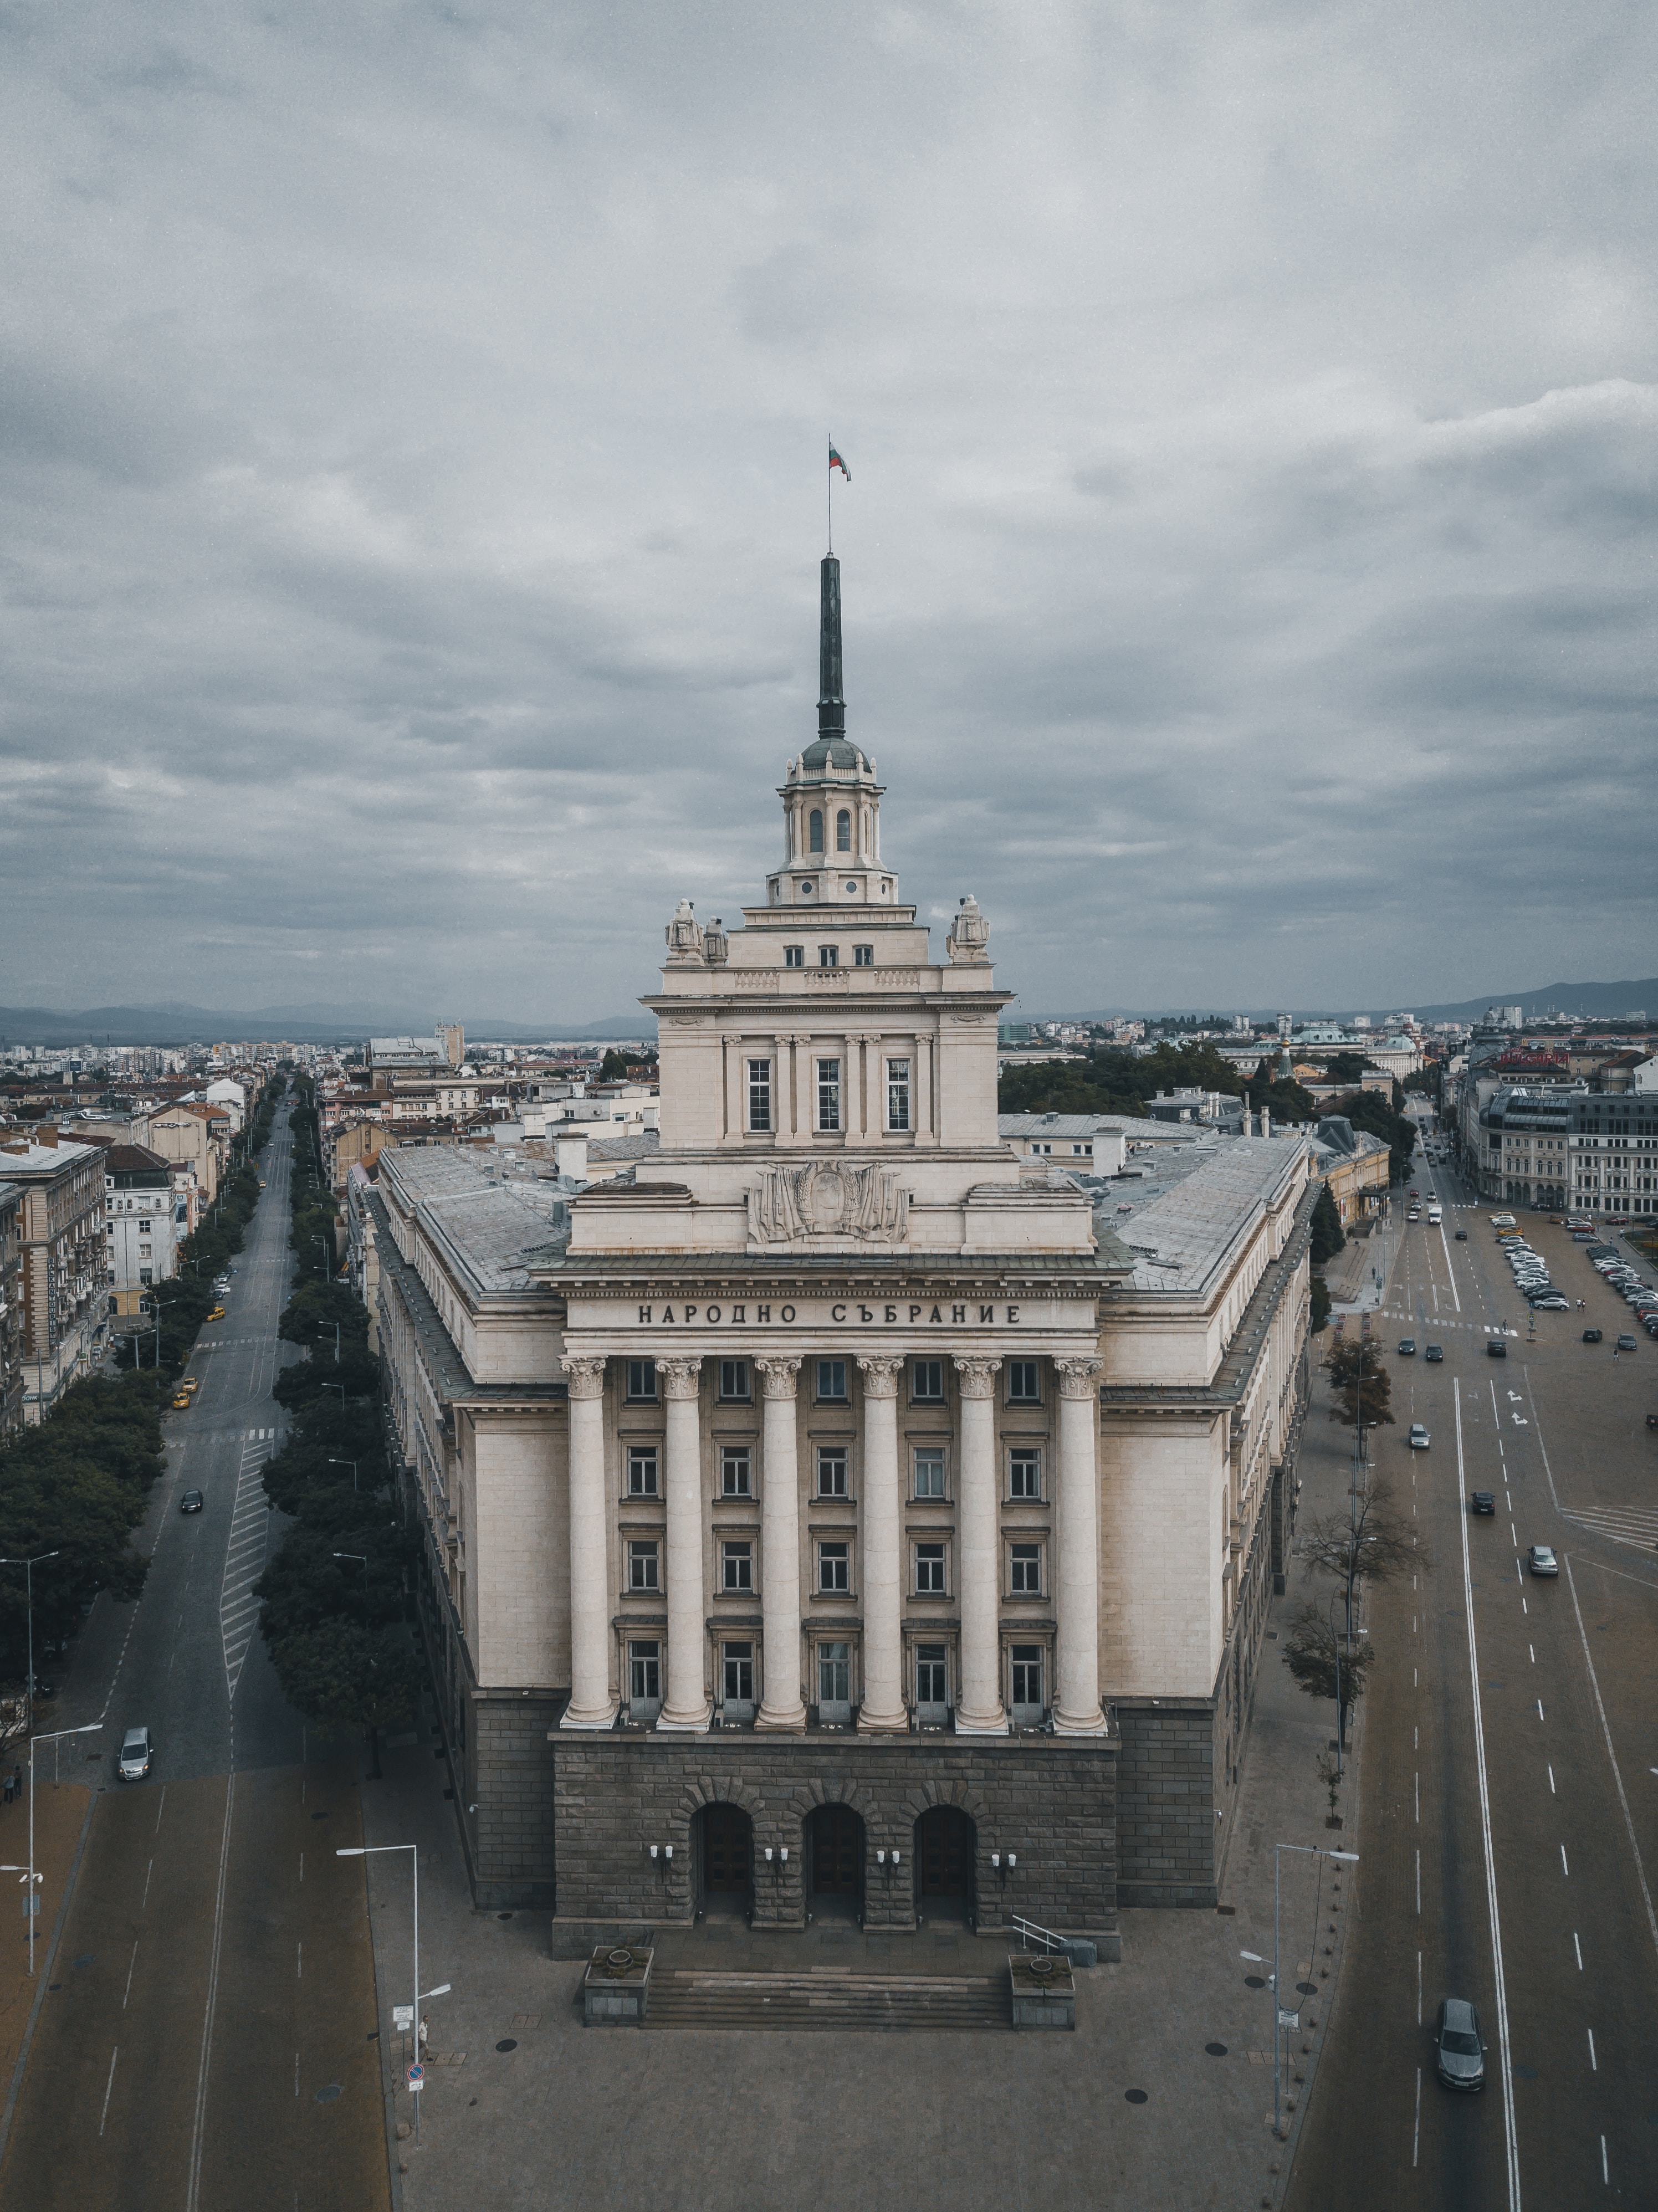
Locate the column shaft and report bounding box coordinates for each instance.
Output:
[560,1358,616,1729]
[1053,1359,1107,1734]
[657,1358,710,1732]
[856,1357,907,1731]
[755,1358,806,1729]
[954,1357,1006,1733]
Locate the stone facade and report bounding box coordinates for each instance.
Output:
[549,1734,1115,1953]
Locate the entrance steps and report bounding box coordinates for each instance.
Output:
[644,1965,1010,2032]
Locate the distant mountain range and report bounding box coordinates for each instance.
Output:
[1036,977,1658,1027]
[0,1001,653,1047]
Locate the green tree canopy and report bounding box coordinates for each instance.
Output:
[1327,1338,1395,1428]
[1309,1185,1347,1265]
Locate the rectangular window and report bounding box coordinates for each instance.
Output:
[1007,1360,1040,1404]
[816,1358,847,1401]
[722,1642,754,1705]
[1010,1543,1041,1595]
[817,1058,842,1131]
[853,944,874,967]
[746,1061,772,1133]
[818,1641,850,1709]
[784,945,805,968]
[720,1445,752,1497]
[915,1644,946,1708]
[912,1359,944,1401]
[626,1359,657,1402]
[913,1446,946,1498]
[628,1640,661,1704]
[719,1359,750,1402]
[818,1540,850,1592]
[1009,1447,1042,1501]
[627,1445,659,1497]
[721,1540,753,1593]
[915,1542,946,1594]
[628,1540,659,1592]
[1011,1645,1044,1712]
[886,1058,911,1133]
[817,1445,848,1498]
[818,944,839,967]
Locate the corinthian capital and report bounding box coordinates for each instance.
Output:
[1054,1357,1103,1400]
[854,1354,904,1397]
[755,1355,803,1400]
[561,1356,606,1401]
[658,1356,703,1401]
[952,1355,1002,1399]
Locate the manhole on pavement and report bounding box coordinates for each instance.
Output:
[495,2039,518,2054]
[310,1810,329,1821]
[315,2084,342,2103]
[496,1912,513,1921]
[1205,2043,1227,2057]
[1244,1975,1266,1989]
[1124,2089,1148,2105]
[47,1983,61,1991]
[1297,1981,1318,1995]
[74,1955,95,1968]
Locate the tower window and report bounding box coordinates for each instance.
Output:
[809,809,824,853]
[887,1058,911,1132]
[746,1059,772,1132]
[818,944,838,966]
[853,944,873,967]
[836,808,851,852]
[784,946,804,968]
[817,1057,842,1131]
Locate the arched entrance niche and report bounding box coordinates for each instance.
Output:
[805,1802,865,1921]
[914,1804,975,1923]
[694,1801,754,1918]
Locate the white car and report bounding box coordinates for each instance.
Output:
[118,1725,153,1781]
[1408,1424,1430,1450]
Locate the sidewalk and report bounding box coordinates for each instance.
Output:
[0,1781,93,2148]
[349,1356,1385,2209]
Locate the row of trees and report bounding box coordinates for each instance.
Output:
[254,1088,421,1771]
[998,1038,1321,1123]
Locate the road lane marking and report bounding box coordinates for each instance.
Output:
[1413,2066,1421,2166]
[1455,1385,1522,2212]
[123,1942,138,2009]
[185,1771,235,2212]
[1602,2137,1609,2185]
[1562,1555,1658,1960]
[1574,1932,1582,1969]
[1561,1845,1570,1876]
[1415,1850,1421,1914]
[99,2047,118,2136]
[1416,1951,1422,2025]
[1548,1766,1555,1793]
[153,1788,166,1835]
[1538,1701,1545,1721]
[141,1857,152,1911]
[1414,1773,1419,1823]
[1529,1646,1535,1663]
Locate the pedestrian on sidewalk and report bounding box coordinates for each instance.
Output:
[418,2013,429,2055]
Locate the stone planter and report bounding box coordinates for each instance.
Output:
[582,1945,653,2025]
[1009,1951,1075,2030]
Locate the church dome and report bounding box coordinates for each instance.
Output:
[799,735,869,775]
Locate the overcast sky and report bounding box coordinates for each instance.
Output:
[3,2,1655,1027]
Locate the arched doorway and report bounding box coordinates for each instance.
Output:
[915,1805,974,1922]
[695,1802,754,1917]
[806,1803,864,1920]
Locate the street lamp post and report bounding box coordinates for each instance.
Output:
[1243,1844,1358,2138]
[335,1845,450,2146]
[332,1553,370,1615]
[0,1551,61,1729]
[26,1723,102,1974]
[329,1459,360,1493]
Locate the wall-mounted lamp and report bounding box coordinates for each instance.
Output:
[779,1846,789,1864]
[891,1849,901,1867]
[664,1844,674,1862]
[1007,1852,1017,1871]
[648,1844,659,1861]
[764,1846,775,1863]
[875,1849,887,1865]
[990,1851,1001,1870]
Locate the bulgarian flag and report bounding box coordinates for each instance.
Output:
[829,441,851,481]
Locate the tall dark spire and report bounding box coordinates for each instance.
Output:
[817,554,845,738]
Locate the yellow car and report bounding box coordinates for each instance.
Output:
[208,1306,226,1321]
[171,1392,191,1410]
[181,1377,199,1394]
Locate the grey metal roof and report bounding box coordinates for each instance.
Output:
[1103,1136,1308,1293]
[367,1189,567,1406]
[382,1145,572,1294]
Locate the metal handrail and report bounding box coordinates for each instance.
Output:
[1011,1914,1065,1954]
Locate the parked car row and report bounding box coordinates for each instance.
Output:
[1493,1231,1569,1312]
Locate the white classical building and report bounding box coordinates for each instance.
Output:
[371,554,1314,1945]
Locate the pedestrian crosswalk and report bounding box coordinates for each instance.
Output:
[1559,1504,1658,1554]
[1372,1312,1520,1335]
[221,1435,276,1699]
[240,1427,280,1440]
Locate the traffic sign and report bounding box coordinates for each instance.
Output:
[407,2063,423,2092]
[392,2006,414,2031]
[1277,2009,1299,2031]
[22,1896,39,1917]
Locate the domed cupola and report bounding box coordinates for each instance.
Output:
[768,553,895,909]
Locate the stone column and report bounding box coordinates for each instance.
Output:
[1053,1358,1107,1734]
[953,1356,1006,1734]
[656,1357,710,1732]
[856,1355,907,1732]
[559,1356,616,1729]
[754,1356,806,1730]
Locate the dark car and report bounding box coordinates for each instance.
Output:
[1487,1339,1508,1358]
[1617,1334,1638,1352]
[180,1488,204,1514]
[1455,1228,1468,1240]
[1398,1338,1416,1355]
[1583,1328,1603,1344]
[1435,1997,1486,2091]
[1470,1491,1496,1514]
[1425,1344,1444,1362]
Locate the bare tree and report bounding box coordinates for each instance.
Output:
[1282,1602,1375,1748]
[1298,1474,1429,1591]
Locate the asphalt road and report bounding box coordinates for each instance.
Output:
[0,1108,391,2212]
[1288,1143,1658,2211]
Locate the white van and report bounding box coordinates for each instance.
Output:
[1427,1206,1442,1225]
